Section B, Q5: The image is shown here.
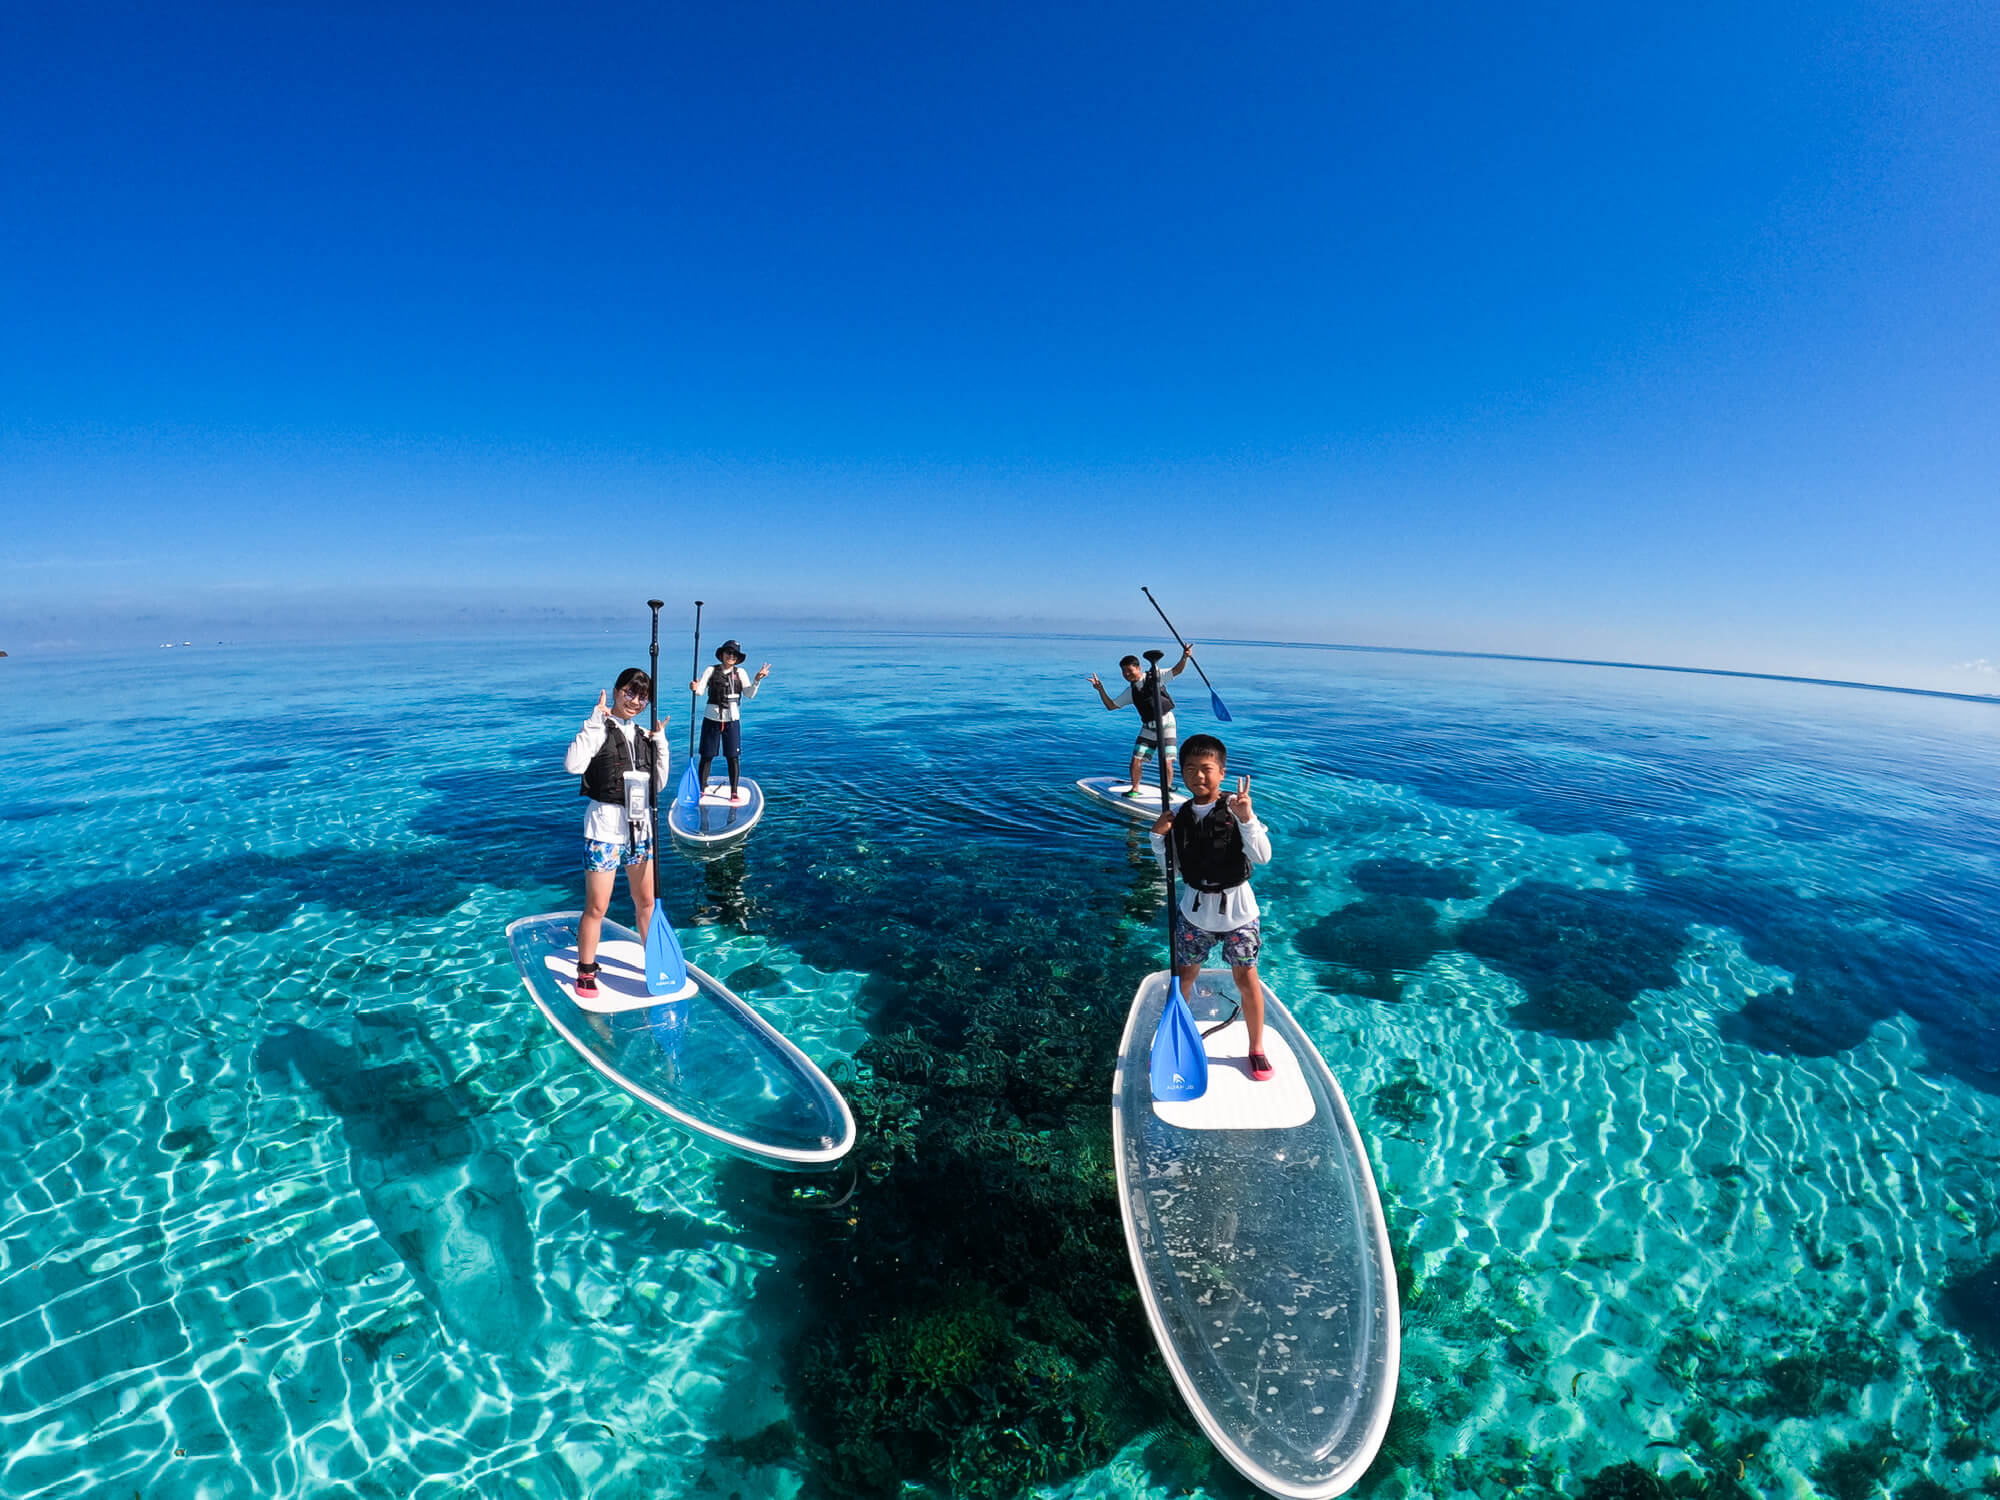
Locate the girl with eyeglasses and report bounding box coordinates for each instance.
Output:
[561,667,671,997]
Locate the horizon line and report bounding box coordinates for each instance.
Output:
[834,628,2000,707]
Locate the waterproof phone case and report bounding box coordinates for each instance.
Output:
[624,770,651,837]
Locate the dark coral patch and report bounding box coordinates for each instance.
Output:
[0,846,536,966]
[1579,1460,1668,1500]
[1294,896,1446,1002]
[703,829,1198,1497]
[724,962,786,994]
[1370,1058,1439,1136]
[1717,976,1886,1058]
[1456,882,1685,1042]
[1350,857,1477,901]
[1941,1258,2000,1356]
[1814,1434,1894,1500]
[1651,869,2000,1094]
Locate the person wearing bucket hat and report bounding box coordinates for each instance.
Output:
[688,640,771,801]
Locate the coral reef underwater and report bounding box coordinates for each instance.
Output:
[710,830,1257,1497]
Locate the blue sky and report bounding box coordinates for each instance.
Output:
[3,3,1995,690]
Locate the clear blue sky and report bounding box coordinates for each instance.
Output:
[3,2,1995,689]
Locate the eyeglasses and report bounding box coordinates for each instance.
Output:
[618,686,650,702]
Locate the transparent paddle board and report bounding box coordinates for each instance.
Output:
[1113,970,1400,1498]
[666,776,766,848]
[508,913,852,1170]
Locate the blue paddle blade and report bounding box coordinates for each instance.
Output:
[1209,689,1232,723]
[1149,976,1209,1102]
[674,757,700,816]
[644,898,690,994]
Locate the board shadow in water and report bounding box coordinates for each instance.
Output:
[254,1012,546,1361]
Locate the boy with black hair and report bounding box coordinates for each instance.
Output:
[689,639,770,801]
[1150,732,1276,1079]
[562,666,670,997]
[1088,641,1194,794]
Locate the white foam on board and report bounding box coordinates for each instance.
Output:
[1152,1021,1316,1130]
[544,938,698,1012]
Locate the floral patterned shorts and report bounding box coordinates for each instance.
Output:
[584,836,653,873]
[1173,910,1261,968]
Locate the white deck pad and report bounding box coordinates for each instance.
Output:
[1152,1020,1315,1131]
[1075,775,1189,822]
[543,937,698,1013]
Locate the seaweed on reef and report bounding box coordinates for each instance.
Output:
[1136,1418,1261,1497]
[1749,1326,1898,1418]
[1456,881,1686,1041]
[1580,1461,1668,1500]
[1894,1480,1958,1500]
[1941,1257,2000,1356]
[1370,1058,1438,1136]
[1294,895,1447,1002]
[1814,1431,1894,1500]
[1349,857,1478,901]
[1375,1395,1435,1472]
[709,1419,801,1469]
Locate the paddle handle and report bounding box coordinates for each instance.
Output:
[1144,649,1178,968]
[647,601,663,836]
[688,600,704,756]
[1141,585,1221,695]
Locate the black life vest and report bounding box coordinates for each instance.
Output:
[706,667,743,711]
[578,721,656,803]
[1131,675,1175,727]
[1171,799,1251,893]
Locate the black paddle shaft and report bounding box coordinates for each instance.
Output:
[1145,649,1177,969]
[647,600,664,843]
[1141,586,1222,697]
[688,600,704,757]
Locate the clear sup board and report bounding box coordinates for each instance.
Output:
[1112,970,1400,1498]
[666,776,766,848]
[1075,775,1188,823]
[508,913,853,1170]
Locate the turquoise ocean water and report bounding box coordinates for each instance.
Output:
[2,630,1997,1499]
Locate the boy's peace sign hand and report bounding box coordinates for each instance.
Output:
[1087,672,1103,688]
[1228,776,1254,822]
[754,663,771,681]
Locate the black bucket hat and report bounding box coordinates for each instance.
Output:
[715,639,745,662]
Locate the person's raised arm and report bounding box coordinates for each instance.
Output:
[1087,672,1121,710]
[564,691,610,773]
[1167,642,1194,679]
[1229,776,1272,864]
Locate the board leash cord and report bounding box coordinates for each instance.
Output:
[1199,1003,1241,1040]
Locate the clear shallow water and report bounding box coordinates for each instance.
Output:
[2,631,1997,1498]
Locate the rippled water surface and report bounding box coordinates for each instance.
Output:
[2,631,1997,1498]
